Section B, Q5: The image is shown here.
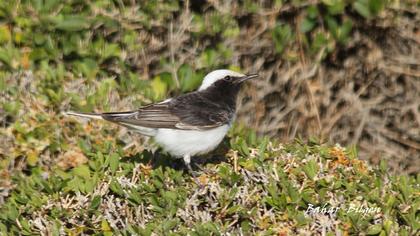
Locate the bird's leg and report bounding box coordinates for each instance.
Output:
[183,154,193,172]
[183,155,215,176]
[183,154,202,186]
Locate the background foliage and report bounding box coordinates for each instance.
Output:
[0,0,419,235]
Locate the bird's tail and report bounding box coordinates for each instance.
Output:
[65,111,104,120]
[65,110,157,136]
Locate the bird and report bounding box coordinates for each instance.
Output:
[66,69,258,172]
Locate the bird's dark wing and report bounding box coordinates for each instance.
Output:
[100,102,181,129]
[101,92,233,130]
[169,92,234,130]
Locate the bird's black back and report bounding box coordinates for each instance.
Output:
[169,81,239,127]
[101,79,242,130]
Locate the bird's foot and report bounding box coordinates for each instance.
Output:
[192,162,216,176]
[183,155,205,187]
[188,164,204,187]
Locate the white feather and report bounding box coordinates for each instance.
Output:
[120,122,157,136]
[199,69,245,91]
[154,125,230,157]
[65,111,104,120]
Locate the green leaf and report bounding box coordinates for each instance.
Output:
[101,220,112,232]
[303,160,318,180]
[272,23,292,54]
[300,18,316,33]
[151,76,167,100]
[90,196,101,210]
[366,224,382,235]
[198,49,217,68]
[353,0,371,18]
[323,0,346,15]
[379,159,388,173]
[179,65,202,92]
[0,24,11,43]
[109,153,119,173]
[74,58,99,79]
[109,179,124,196]
[326,16,339,37]
[101,43,121,60]
[337,20,353,43]
[369,0,385,15]
[3,101,21,116]
[73,165,90,179]
[54,15,91,31]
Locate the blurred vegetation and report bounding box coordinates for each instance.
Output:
[0,0,396,110]
[0,0,419,235]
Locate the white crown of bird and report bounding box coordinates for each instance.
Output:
[198,69,245,90]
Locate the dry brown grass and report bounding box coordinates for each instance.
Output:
[232,4,420,174]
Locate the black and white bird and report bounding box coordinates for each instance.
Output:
[67,69,258,171]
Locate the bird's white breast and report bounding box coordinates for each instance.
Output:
[154,125,230,158]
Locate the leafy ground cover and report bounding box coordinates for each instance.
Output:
[1,128,419,235]
[0,0,419,235]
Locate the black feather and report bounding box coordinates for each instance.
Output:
[101,78,241,130]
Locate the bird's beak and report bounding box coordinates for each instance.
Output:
[235,74,259,84]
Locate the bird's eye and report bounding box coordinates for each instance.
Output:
[224,76,233,81]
